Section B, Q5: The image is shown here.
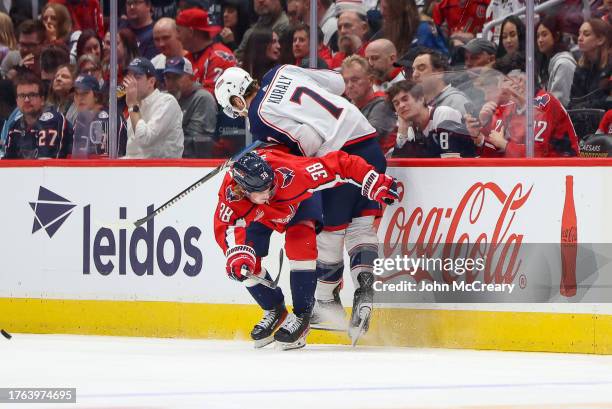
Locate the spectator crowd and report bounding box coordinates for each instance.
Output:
[0,0,611,159]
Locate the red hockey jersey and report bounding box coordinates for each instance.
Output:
[432,0,490,35]
[480,90,579,157]
[214,149,376,253]
[597,110,612,134]
[186,42,236,95]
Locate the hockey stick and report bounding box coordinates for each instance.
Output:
[133,140,264,227]
[242,249,284,289]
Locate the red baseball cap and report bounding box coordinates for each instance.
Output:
[176,8,222,36]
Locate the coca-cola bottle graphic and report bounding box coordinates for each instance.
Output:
[560,175,578,297]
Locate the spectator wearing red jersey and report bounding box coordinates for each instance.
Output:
[466,54,579,157]
[177,7,236,95]
[48,0,104,40]
[341,55,397,157]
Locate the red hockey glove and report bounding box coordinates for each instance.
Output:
[361,170,400,205]
[225,245,257,282]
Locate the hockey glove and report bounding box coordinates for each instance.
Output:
[362,170,400,205]
[225,245,257,282]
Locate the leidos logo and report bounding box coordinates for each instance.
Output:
[83,205,203,277]
[30,186,202,277]
[29,186,76,237]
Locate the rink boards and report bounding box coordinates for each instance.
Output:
[1,158,612,354]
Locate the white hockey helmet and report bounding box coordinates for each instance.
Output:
[214,67,254,119]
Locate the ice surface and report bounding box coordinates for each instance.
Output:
[2,334,612,408]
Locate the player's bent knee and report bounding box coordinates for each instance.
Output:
[285,222,317,261]
[345,216,377,252]
[317,229,346,264]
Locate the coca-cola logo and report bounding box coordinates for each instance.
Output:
[381,181,532,285]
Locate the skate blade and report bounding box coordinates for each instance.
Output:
[253,335,275,349]
[275,339,306,351]
[349,308,371,347]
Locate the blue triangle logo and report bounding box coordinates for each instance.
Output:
[30,187,76,238]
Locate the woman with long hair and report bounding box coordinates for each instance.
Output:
[47,63,78,123]
[76,29,103,61]
[535,15,576,107]
[376,0,420,57]
[496,15,525,59]
[41,3,73,46]
[0,12,17,65]
[218,0,250,51]
[241,28,281,82]
[569,18,612,110]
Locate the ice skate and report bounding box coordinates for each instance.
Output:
[349,272,374,346]
[311,285,347,330]
[274,312,311,350]
[251,304,288,348]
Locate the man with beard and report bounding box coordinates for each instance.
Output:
[364,39,405,92]
[329,10,370,69]
[163,56,217,158]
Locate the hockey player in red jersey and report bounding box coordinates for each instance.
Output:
[214,149,398,350]
[465,65,579,157]
[215,65,392,343]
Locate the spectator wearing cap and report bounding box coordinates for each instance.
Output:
[123,57,184,158]
[164,56,217,158]
[119,0,159,60]
[329,10,370,69]
[462,38,496,69]
[218,0,250,51]
[234,0,290,61]
[412,49,469,115]
[365,39,405,92]
[151,18,187,74]
[72,74,128,157]
[341,55,397,157]
[176,7,236,95]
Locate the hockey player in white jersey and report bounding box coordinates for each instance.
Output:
[215,65,397,342]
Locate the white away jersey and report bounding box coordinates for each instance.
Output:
[248,65,376,157]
